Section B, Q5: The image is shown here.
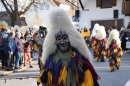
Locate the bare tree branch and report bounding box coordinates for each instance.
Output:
[1,0,12,15]
[19,3,26,12]
[18,0,34,15]
[5,0,14,12]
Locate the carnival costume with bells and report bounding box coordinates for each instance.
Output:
[37,8,100,86]
[95,26,107,62]
[91,24,100,61]
[81,23,90,46]
[107,29,123,72]
[35,26,47,70]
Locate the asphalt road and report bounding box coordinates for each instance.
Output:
[0,49,130,86]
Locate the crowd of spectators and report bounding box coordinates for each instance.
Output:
[0,28,38,71]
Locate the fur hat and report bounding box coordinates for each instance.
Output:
[82,23,89,32]
[42,8,92,65]
[95,26,106,40]
[107,29,121,48]
[90,23,100,39]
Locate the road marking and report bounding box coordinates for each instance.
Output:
[94,66,130,69]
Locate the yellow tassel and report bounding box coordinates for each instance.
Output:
[36,69,45,83]
[109,66,114,72]
[58,66,67,84]
[101,51,106,55]
[76,71,78,83]
[118,51,123,57]
[114,49,117,53]
[81,70,94,86]
[47,71,52,85]
[58,69,62,84]
[94,57,99,61]
[104,56,106,60]
[116,58,121,67]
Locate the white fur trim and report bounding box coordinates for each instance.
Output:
[42,8,92,65]
[95,26,106,40]
[90,23,100,39]
[82,23,90,33]
[107,29,121,48]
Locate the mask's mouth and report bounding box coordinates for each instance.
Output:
[61,43,66,47]
[60,42,69,51]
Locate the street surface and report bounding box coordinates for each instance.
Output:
[0,49,130,86]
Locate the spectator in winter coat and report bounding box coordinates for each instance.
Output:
[0,28,8,69]
[4,31,16,71]
[14,32,24,69]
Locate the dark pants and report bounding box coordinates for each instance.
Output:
[5,53,14,69]
[0,50,6,67]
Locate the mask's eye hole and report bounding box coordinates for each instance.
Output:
[56,37,61,40]
[63,35,68,40]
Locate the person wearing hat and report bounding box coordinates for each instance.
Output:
[90,23,100,61]
[95,26,107,62]
[81,23,90,46]
[37,8,100,86]
[35,26,47,70]
[107,29,123,72]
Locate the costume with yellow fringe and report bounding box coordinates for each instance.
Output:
[81,23,90,46]
[91,36,99,61]
[37,8,100,86]
[95,26,107,62]
[35,26,47,70]
[107,29,123,72]
[91,24,100,61]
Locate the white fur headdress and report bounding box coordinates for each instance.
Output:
[95,26,106,40]
[42,8,92,65]
[90,23,100,39]
[107,29,121,48]
[82,23,89,32]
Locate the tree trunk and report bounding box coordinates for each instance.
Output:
[10,15,17,27]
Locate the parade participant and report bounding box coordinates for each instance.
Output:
[90,23,100,61]
[81,23,90,46]
[37,8,100,86]
[107,29,123,72]
[90,23,100,40]
[95,26,107,62]
[35,26,47,70]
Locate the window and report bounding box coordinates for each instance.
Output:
[96,0,117,8]
[101,0,112,8]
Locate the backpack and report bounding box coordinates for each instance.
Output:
[0,33,4,46]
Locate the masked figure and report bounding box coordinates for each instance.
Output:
[95,26,107,62]
[90,23,100,61]
[107,29,123,72]
[81,23,90,46]
[37,8,100,86]
[35,26,47,70]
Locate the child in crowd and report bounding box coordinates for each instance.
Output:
[24,41,33,68]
